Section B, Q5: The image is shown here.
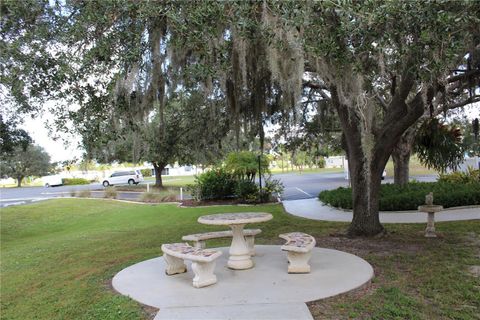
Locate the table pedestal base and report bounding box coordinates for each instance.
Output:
[228,224,254,270]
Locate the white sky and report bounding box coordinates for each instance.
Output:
[21,113,83,163]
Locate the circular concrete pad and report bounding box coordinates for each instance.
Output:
[113,245,373,308]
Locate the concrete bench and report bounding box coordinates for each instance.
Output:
[182,229,262,255]
[161,243,222,288]
[279,232,316,273]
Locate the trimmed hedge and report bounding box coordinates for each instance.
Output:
[62,178,90,185]
[318,182,480,211]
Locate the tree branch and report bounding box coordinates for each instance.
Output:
[445,96,480,110]
[447,69,480,83]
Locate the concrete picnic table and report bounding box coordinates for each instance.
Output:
[198,212,273,270]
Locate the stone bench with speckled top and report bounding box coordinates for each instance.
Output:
[279,232,316,273]
[161,243,222,288]
[182,229,262,255]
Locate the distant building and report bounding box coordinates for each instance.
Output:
[448,156,480,173]
[325,156,345,168]
[151,164,204,176]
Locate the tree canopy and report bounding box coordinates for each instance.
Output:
[0,144,51,187]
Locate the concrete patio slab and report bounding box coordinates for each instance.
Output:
[283,198,480,223]
[113,245,373,319]
[154,303,313,320]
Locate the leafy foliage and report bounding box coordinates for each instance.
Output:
[0,144,51,186]
[261,176,284,202]
[319,182,480,211]
[140,169,152,177]
[234,180,259,203]
[414,118,465,173]
[0,115,32,156]
[188,168,236,201]
[224,151,269,182]
[62,178,90,186]
[438,168,479,184]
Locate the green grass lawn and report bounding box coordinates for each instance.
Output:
[384,156,438,177]
[1,199,479,319]
[143,175,196,187]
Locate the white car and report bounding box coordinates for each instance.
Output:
[42,175,63,187]
[102,170,144,187]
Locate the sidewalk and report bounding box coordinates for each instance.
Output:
[283,198,480,223]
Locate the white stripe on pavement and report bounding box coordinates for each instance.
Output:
[294,187,313,197]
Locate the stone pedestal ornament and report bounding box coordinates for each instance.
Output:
[417,192,443,238]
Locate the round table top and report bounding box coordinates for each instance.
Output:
[198,212,273,226]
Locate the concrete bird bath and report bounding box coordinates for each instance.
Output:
[418,192,443,238]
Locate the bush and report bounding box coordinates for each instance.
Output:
[104,187,117,199]
[140,169,152,177]
[319,181,480,211]
[235,180,259,203]
[188,168,236,201]
[140,191,177,203]
[62,178,90,185]
[438,168,479,184]
[77,190,91,198]
[261,176,284,202]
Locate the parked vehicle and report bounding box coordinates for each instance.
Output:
[102,170,144,187]
[42,175,63,187]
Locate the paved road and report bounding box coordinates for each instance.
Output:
[0,183,144,208]
[276,172,437,200]
[0,172,438,207]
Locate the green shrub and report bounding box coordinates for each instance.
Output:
[319,181,480,211]
[188,168,236,201]
[258,176,285,202]
[104,187,117,199]
[62,178,90,185]
[438,168,479,184]
[140,168,152,177]
[235,180,259,202]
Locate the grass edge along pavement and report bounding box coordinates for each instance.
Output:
[1,198,479,319]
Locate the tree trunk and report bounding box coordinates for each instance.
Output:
[345,143,385,237]
[16,176,24,187]
[152,162,165,188]
[392,126,417,186]
[392,151,410,186]
[326,62,426,236]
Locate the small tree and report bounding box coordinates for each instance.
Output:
[0,144,51,187]
[224,151,269,182]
